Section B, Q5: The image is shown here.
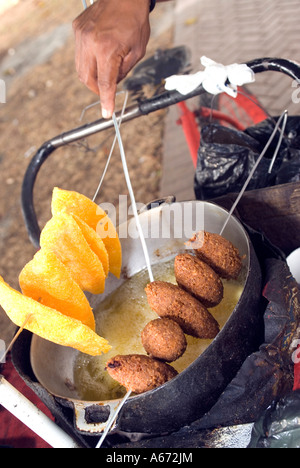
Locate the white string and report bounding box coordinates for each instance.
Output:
[96,112,156,448]
[89,91,153,282]
[112,113,154,283]
[80,1,153,445]
[92,92,129,202]
[80,0,153,282]
[220,109,288,236]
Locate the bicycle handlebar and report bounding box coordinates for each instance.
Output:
[21,57,300,247]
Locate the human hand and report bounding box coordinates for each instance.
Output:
[73,0,151,119]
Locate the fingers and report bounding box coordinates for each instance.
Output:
[96,52,121,119]
[74,36,128,119]
[73,0,151,118]
[97,45,145,119]
[75,37,145,119]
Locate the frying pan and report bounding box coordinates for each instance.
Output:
[29,200,263,436]
[17,57,300,437]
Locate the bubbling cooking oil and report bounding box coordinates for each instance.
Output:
[74,259,244,401]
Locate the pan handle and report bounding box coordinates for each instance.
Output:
[72,400,123,437]
[21,57,300,247]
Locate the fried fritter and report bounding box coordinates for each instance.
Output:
[145,281,220,339]
[174,253,223,308]
[189,231,242,280]
[106,354,178,394]
[141,318,187,362]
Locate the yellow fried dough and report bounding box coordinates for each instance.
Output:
[40,212,106,294]
[19,248,95,330]
[0,276,110,356]
[51,188,122,278]
[73,214,109,277]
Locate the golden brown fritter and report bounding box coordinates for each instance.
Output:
[145,281,220,339]
[106,354,178,394]
[174,253,223,308]
[189,231,242,280]
[141,318,187,362]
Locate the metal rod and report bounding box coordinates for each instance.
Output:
[0,376,80,448]
[50,105,141,148]
[220,110,288,236]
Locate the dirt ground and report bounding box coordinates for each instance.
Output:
[0,0,174,344]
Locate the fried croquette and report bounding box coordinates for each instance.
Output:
[141,318,187,362]
[106,354,178,394]
[145,281,220,339]
[174,253,224,308]
[190,231,242,280]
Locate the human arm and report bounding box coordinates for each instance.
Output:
[73,0,172,118]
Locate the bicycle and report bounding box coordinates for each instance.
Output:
[21,56,300,248]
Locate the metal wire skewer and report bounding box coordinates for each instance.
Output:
[95,107,155,448]
[0,315,32,364]
[219,109,288,236]
[92,91,129,202]
[95,389,132,449]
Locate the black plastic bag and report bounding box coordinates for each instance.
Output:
[192,254,300,432]
[194,116,300,200]
[248,391,300,448]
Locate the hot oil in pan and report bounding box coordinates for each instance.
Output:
[74,259,245,401]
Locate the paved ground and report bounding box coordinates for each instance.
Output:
[160,0,300,201]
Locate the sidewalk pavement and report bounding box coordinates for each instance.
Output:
[160,0,300,201]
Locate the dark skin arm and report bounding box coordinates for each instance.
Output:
[73,0,172,118]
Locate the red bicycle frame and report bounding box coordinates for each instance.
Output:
[176,86,269,167]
